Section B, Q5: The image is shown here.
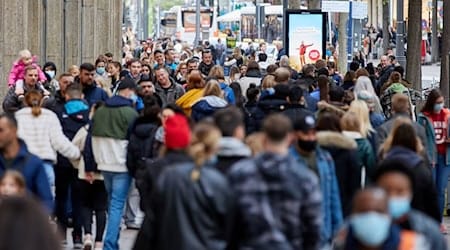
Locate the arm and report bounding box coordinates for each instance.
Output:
[33,160,54,212]
[36,65,48,82]
[8,64,20,86]
[2,89,20,114]
[49,114,80,160]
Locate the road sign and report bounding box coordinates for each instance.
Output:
[321,1,349,13]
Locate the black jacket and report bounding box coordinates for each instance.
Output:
[383,146,440,223]
[317,131,361,216]
[281,104,311,126]
[126,116,161,177]
[243,101,264,135]
[136,161,232,250]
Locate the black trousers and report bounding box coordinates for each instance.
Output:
[78,179,108,242]
[54,165,82,238]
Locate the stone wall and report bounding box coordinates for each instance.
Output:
[0,0,123,96]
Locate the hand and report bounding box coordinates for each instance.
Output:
[85,172,95,184]
[15,88,24,96]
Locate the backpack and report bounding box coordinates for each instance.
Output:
[127,123,160,177]
[380,88,421,121]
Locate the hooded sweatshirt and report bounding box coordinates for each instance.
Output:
[92,95,138,172]
[216,137,251,174]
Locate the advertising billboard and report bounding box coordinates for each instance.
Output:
[284,10,326,71]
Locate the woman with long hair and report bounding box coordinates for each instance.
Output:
[417,88,450,232]
[348,100,378,155]
[175,69,205,116]
[15,90,80,190]
[191,79,228,122]
[381,71,407,94]
[379,117,440,223]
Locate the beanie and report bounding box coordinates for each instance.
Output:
[164,114,191,150]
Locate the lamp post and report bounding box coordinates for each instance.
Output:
[396,0,406,70]
[194,0,201,46]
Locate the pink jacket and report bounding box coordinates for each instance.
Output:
[8,56,47,86]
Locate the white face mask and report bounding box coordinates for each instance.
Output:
[46,70,55,79]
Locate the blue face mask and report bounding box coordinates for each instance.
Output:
[96,67,106,75]
[45,70,55,79]
[388,196,411,219]
[434,103,444,113]
[130,93,138,103]
[350,212,391,247]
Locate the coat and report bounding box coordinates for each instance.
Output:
[8,58,47,86]
[290,146,343,245]
[383,146,440,222]
[342,131,376,182]
[155,79,186,107]
[191,96,228,122]
[317,131,361,216]
[215,137,251,174]
[175,88,204,116]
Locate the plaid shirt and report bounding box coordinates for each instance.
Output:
[227,153,322,250]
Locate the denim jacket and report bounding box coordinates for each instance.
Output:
[289,146,343,245]
[417,111,450,165]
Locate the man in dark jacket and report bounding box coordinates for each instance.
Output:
[154,67,185,107]
[198,49,215,77]
[47,73,74,115]
[54,83,90,247]
[377,55,395,92]
[282,85,311,125]
[228,114,322,250]
[76,63,109,107]
[0,113,53,211]
[213,107,251,174]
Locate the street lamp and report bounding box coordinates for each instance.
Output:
[396,0,406,69]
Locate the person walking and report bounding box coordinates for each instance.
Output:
[91,78,139,250]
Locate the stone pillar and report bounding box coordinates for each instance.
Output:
[0,0,123,98]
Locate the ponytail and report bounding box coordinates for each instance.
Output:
[24,90,43,117]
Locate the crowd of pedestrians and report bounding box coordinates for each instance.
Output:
[0,37,448,250]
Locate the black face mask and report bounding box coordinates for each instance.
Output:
[297,139,317,152]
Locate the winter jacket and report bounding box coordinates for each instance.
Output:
[175,88,204,116]
[342,131,376,183]
[0,140,53,212]
[2,85,53,114]
[81,82,109,107]
[290,146,343,245]
[317,131,361,216]
[257,95,289,116]
[282,104,312,126]
[126,116,160,177]
[155,79,186,107]
[15,107,80,163]
[71,123,103,181]
[56,99,90,169]
[242,101,263,135]
[219,82,236,105]
[399,210,447,250]
[377,64,395,91]
[91,95,138,173]
[8,58,47,86]
[227,152,322,250]
[383,146,440,222]
[143,161,232,250]
[333,224,430,250]
[215,137,251,174]
[191,96,228,122]
[198,61,215,77]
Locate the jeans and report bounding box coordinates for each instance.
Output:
[102,171,132,250]
[432,154,450,222]
[43,161,55,188]
[124,180,144,228]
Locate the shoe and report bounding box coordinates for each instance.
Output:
[83,238,93,250]
[73,235,83,249]
[94,242,103,250]
[125,223,141,230]
[440,224,448,234]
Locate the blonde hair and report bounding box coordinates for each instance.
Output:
[261,74,277,90]
[208,65,225,80]
[68,65,79,77]
[380,117,424,158]
[348,100,373,137]
[18,49,32,59]
[188,123,221,179]
[203,79,223,98]
[0,170,26,195]
[340,112,361,132]
[245,132,265,156]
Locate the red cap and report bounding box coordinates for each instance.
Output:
[164,114,191,150]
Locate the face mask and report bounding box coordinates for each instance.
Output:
[350,212,391,247]
[45,70,55,79]
[297,139,317,152]
[130,93,138,103]
[96,67,106,75]
[434,103,444,113]
[388,196,411,219]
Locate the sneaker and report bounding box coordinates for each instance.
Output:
[125,223,141,230]
[73,235,83,249]
[440,224,448,234]
[83,238,93,250]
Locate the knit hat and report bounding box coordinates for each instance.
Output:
[164,114,191,150]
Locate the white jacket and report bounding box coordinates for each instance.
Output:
[71,125,103,180]
[92,136,128,173]
[15,107,80,163]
